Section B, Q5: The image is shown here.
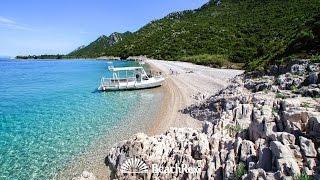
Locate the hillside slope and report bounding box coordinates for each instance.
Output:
[69,31,132,57]
[71,0,320,69]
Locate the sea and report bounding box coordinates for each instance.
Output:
[0,58,162,179]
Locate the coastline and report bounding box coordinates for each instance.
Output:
[147,59,244,135]
[107,59,320,179]
[54,87,163,179]
[57,59,243,179]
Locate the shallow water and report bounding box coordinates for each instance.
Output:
[0,59,162,179]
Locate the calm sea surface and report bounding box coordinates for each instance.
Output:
[0,59,161,179]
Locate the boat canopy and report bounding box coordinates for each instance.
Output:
[98,65,165,91]
[108,66,144,72]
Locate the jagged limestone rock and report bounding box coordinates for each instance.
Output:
[106,60,319,179]
[299,136,317,158]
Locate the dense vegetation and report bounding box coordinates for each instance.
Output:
[16,54,68,59]
[68,32,132,58]
[180,54,230,67]
[70,0,320,70]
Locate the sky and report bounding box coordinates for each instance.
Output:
[0,0,208,56]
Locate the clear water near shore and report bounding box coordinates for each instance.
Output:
[0,59,162,179]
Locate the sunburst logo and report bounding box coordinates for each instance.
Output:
[120,158,149,174]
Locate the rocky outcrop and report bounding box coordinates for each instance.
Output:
[270,141,300,176]
[108,32,123,46]
[105,60,320,179]
[107,129,213,179]
[68,31,132,57]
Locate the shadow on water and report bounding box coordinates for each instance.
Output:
[91,88,101,93]
[91,85,162,94]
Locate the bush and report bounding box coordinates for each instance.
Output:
[180,54,229,67]
[224,123,243,137]
[276,92,286,99]
[293,171,313,180]
[291,85,299,93]
[235,162,246,180]
[311,54,320,63]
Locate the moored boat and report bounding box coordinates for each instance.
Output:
[98,66,165,91]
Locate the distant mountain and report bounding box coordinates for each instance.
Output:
[68,31,132,58]
[70,0,320,70]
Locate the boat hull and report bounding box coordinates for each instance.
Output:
[99,77,165,91]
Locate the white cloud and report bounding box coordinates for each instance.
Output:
[0,16,16,24]
[79,30,89,35]
[0,16,33,31]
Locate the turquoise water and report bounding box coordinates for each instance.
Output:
[0,59,161,179]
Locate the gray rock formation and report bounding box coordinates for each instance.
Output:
[108,32,123,46]
[105,60,320,179]
[300,136,317,158]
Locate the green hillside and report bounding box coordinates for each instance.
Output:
[69,31,132,57]
[70,0,320,70]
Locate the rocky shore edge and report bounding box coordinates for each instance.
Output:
[76,60,320,180]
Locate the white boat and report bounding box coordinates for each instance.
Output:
[98,66,165,91]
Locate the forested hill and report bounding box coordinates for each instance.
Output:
[68,31,132,57]
[70,0,320,70]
